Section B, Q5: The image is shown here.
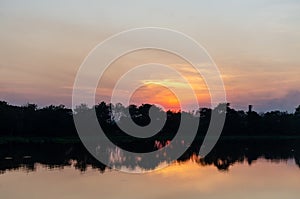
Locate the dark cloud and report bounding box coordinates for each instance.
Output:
[254,90,300,113]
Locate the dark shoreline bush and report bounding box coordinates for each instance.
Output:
[0,100,300,138]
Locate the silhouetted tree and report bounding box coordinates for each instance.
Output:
[0,100,300,138]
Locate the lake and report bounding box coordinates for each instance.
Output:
[0,138,300,198]
[1,159,300,199]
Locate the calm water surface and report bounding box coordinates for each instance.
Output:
[1,159,300,199]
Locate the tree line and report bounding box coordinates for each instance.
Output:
[0,100,300,137]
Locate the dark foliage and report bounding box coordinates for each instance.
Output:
[1,101,300,173]
[1,101,300,137]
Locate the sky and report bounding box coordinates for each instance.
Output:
[1,0,300,112]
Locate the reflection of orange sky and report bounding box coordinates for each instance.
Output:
[2,160,300,199]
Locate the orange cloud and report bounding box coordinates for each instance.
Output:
[128,81,212,111]
[129,84,180,111]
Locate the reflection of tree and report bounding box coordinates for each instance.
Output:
[0,138,300,173]
[1,100,300,173]
[196,138,300,171]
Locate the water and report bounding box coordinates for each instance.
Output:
[0,159,299,199]
[0,138,300,198]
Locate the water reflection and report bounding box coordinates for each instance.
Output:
[0,137,300,174]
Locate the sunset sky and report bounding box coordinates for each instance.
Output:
[1,0,300,112]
